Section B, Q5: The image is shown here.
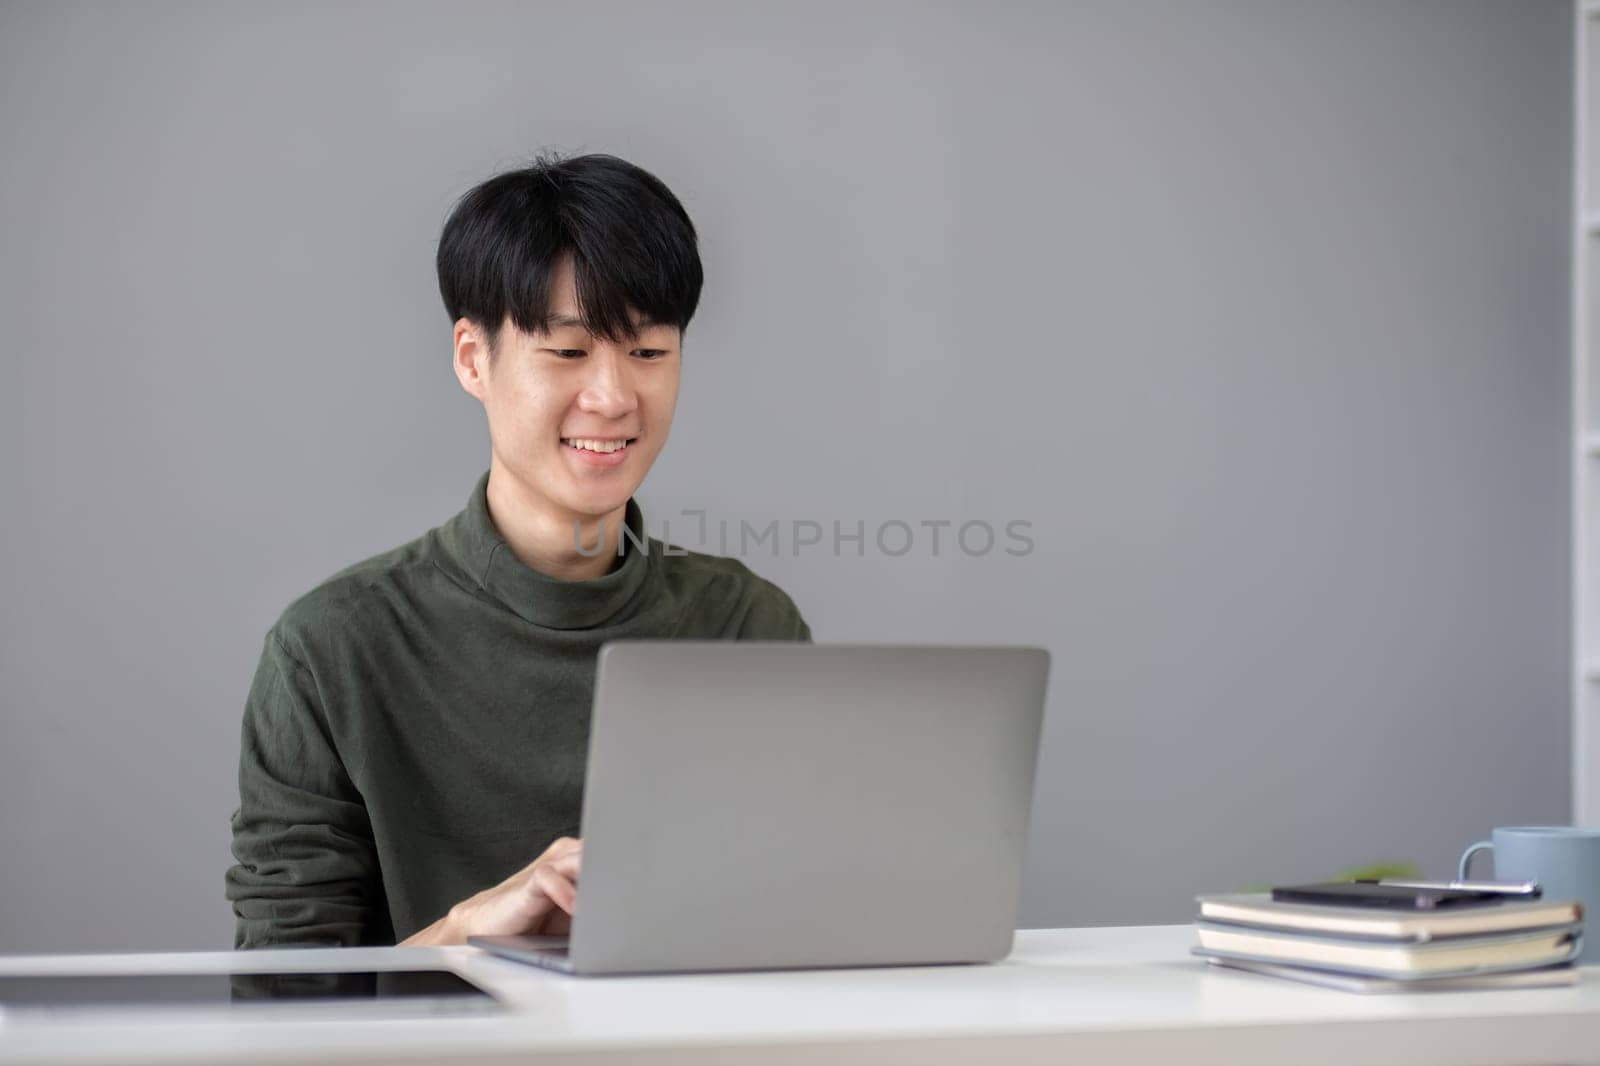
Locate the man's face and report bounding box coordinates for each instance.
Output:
[457,256,681,521]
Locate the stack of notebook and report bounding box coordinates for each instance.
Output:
[1192,892,1584,993]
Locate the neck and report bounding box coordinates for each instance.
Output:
[484,459,628,583]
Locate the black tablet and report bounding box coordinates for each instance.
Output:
[0,970,499,1013]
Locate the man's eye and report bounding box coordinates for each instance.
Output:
[634,349,667,360]
[551,349,585,359]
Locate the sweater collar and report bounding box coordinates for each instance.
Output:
[435,471,652,630]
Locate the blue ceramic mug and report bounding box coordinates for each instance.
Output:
[1459,826,1600,963]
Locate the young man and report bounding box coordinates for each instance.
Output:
[225,153,810,948]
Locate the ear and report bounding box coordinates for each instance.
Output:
[452,318,492,402]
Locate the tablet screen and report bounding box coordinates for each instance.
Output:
[0,970,495,1008]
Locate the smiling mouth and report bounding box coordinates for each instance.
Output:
[561,437,637,454]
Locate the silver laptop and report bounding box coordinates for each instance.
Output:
[470,642,1049,976]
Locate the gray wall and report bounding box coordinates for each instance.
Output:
[0,0,1573,952]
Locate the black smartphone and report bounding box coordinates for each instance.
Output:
[1271,881,1503,910]
[0,970,498,1011]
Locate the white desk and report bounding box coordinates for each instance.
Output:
[2,926,1598,1066]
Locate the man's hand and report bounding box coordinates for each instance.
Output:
[399,836,582,946]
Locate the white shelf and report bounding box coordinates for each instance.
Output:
[1575,1,1596,826]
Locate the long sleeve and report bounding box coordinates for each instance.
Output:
[225,631,389,948]
[222,477,816,943]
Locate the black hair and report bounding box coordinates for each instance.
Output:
[436,152,703,349]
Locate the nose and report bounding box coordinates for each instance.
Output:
[575,350,638,420]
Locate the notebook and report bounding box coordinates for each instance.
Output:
[1201,956,1581,994]
[1192,922,1582,979]
[1195,892,1583,943]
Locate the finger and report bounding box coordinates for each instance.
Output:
[543,850,582,879]
[517,837,581,879]
[545,835,583,857]
[539,909,573,937]
[532,864,578,915]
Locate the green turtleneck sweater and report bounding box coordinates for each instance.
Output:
[225,473,810,948]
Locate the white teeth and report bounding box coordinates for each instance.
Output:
[565,438,629,453]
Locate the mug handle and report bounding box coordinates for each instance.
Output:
[1458,840,1494,881]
